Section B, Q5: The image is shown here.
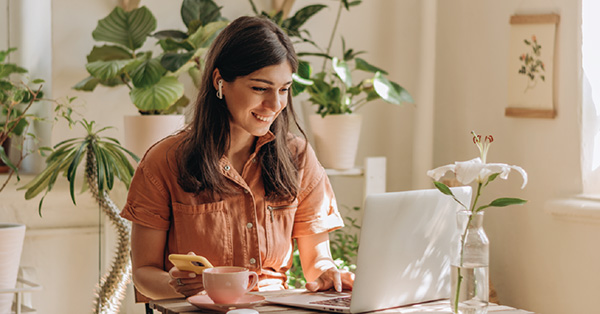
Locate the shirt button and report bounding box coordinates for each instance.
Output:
[224,165,231,171]
[249,258,256,264]
[252,158,257,163]
[243,190,249,194]
[247,222,253,229]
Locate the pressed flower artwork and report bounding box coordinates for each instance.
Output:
[518,35,545,92]
[506,14,559,119]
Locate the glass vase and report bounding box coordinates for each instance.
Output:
[450,210,489,314]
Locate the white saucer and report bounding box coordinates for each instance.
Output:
[187,294,265,312]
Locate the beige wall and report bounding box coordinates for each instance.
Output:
[434,1,594,314]
[2,0,594,313]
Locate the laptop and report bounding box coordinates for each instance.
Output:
[266,187,472,313]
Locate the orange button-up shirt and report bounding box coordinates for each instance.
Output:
[121,130,343,294]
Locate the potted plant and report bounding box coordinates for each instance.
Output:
[292,0,414,169]
[19,109,139,313]
[73,0,228,158]
[0,47,46,314]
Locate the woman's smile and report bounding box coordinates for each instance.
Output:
[220,61,293,137]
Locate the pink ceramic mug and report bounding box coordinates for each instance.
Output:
[202,266,258,304]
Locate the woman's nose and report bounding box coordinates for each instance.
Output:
[264,91,285,111]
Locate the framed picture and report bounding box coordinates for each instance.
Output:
[506,14,560,119]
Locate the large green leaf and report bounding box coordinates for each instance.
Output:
[87,45,133,62]
[161,51,195,72]
[187,20,228,49]
[73,76,101,91]
[355,58,388,75]
[130,58,166,88]
[92,6,156,51]
[129,76,184,112]
[332,57,352,87]
[373,72,412,105]
[281,4,326,34]
[86,59,132,81]
[181,0,222,28]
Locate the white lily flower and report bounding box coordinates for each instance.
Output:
[427,157,528,189]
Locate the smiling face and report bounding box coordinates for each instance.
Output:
[216,61,293,140]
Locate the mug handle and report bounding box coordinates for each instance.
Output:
[246,271,259,292]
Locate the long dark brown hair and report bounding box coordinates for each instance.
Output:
[177,16,306,200]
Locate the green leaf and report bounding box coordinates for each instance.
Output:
[72,76,101,91]
[86,45,133,62]
[355,58,388,74]
[153,30,188,41]
[85,59,132,81]
[129,76,184,113]
[92,6,156,51]
[433,181,453,196]
[282,4,326,33]
[187,20,228,49]
[0,63,28,79]
[332,57,352,87]
[0,48,17,63]
[130,57,167,88]
[0,146,18,176]
[181,0,222,28]
[160,51,194,72]
[490,197,527,207]
[373,72,412,105]
[484,172,500,187]
[433,181,468,210]
[66,141,88,205]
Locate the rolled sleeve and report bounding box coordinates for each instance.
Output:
[292,145,344,238]
[120,162,172,231]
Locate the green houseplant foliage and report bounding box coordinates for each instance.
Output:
[20,117,139,215]
[19,111,140,312]
[74,0,228,115]
[291,0,414,116]
[0,47,45,181]
[248,0,327,47]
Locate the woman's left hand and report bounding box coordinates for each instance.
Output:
[305,267,355,292]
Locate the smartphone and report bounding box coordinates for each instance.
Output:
[168,254,214,274]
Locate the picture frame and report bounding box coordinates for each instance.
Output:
[506,14,560,119]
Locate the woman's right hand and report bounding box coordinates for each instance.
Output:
[168,266,204,297]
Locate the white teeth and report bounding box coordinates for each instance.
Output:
[253,113,270,122]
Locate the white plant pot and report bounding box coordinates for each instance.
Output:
[124,115,186,162]
[308,114,362,170]
[0,224,26,314]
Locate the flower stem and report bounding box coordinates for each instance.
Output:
[454,182,481,313]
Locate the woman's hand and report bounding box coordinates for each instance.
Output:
[168,266,204,297]
[305,267,355,292]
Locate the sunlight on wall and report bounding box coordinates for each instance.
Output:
[581,0,600,194]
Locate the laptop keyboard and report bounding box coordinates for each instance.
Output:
[309,296,352,307]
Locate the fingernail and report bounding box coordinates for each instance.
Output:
[189,273,196,278]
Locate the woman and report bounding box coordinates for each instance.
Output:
[121,16,354,301]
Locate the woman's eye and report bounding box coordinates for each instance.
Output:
[280,88,289,93]
[252,87,267,92]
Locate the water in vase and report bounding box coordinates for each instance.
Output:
[451,264,489,314]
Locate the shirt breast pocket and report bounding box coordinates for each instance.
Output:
[171,201,232,265]
[265,201,298,267]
